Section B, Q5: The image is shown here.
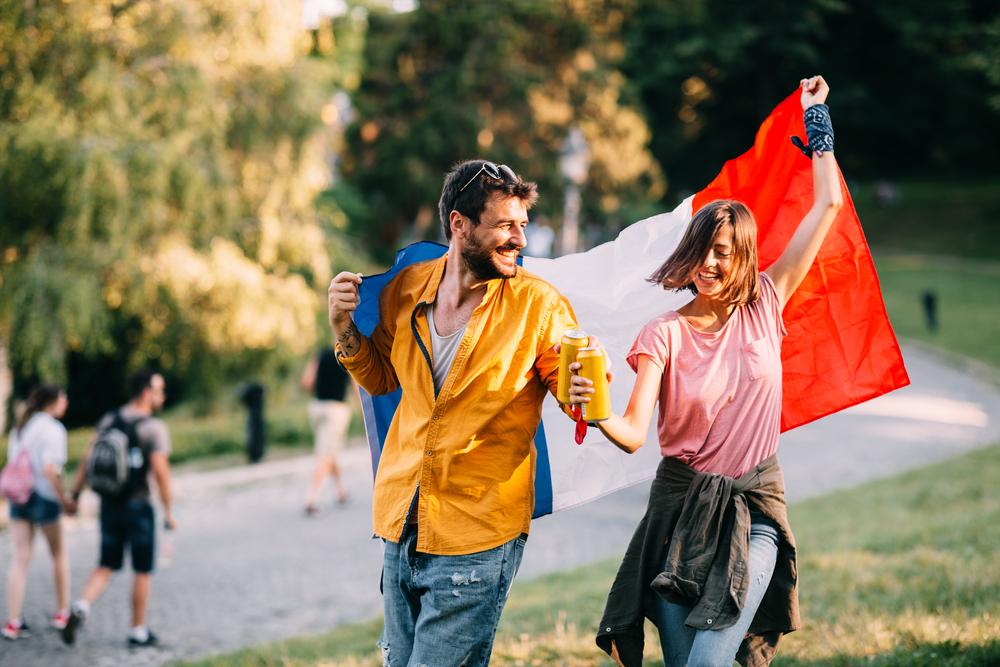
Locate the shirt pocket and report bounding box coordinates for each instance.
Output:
[743,337,774,381]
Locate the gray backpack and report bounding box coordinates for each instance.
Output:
[86,412,145,497]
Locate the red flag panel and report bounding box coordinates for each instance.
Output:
[693,91,910,431]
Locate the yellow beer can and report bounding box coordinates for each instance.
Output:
[557,330,589,404]
[577,347,611,422]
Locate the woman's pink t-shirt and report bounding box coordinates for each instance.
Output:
[627,273,787,478]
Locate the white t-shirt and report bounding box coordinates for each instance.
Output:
[425,304,467,394]
[7,412,68,502]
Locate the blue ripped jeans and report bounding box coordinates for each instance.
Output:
[651,517,780,667]
[379,524,526,667]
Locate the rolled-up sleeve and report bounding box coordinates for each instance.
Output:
[534,294,578,396]
[339,277,401,396]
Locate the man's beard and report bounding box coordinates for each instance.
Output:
[461,236,520,280]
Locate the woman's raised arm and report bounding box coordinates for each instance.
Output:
[767,75,844,308]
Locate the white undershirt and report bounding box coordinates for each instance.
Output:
[425,304,467,393]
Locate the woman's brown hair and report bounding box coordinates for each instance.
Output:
[647,199,759,306]
[15,383,63,432]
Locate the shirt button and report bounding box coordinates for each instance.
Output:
[706,618,713,625]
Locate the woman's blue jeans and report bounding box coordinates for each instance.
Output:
[651,518,780,667]
[378,524,526,667]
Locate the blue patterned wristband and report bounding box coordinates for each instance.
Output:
[791,103,834,157]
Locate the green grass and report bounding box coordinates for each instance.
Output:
[874,253,1000,371]
[855,179,1000,260]
[777,445,1000,666]
[176,444,1000,667]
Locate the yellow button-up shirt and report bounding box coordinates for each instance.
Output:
[340,255,577,555]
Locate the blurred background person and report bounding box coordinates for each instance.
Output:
[301,346,352,515]
[3,383,72,640]
[63,370,174,648]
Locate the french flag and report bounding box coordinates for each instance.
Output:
[354,90,909,519]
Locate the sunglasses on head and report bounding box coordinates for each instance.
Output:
[458,161,518,193]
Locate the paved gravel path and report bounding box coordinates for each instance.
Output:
[2,344,997,667]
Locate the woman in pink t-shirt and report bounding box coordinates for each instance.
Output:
[572,76,842,666]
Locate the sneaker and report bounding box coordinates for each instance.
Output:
[52,610,70,630]
[61,606,85,645]
[127,629,159,647]
[2,619,29,640]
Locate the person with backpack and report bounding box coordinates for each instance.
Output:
[2,383,73,640]
[62,369,175,648]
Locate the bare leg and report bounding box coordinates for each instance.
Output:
[131,574,151,627]
[5,520,34,622]
[329,455,348,503]
[305,455,334,509]
[79,567,114,605]
[39,520,70,612]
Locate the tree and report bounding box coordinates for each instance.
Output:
[0,0,353,425]
[621,0,1000,194]
[335,0,664,259]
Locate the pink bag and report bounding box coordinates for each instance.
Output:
[0,449,34,504]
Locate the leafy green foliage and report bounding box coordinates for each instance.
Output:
[621,0,1000,194]
[337,0,665,258]
[0,0,358,420]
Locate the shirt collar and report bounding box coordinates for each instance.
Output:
[417,253,513,307]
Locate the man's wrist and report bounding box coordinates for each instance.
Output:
[335,319,363,358]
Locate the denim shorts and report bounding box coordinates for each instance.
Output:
[9,492,61,525]
[99,498,156,573]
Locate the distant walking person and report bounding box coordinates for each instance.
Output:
[301,347,352,515]
[921,289,938,334]
[3,384,73,640]
[62,370,175,648]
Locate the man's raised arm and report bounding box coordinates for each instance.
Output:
[328,271,399,394]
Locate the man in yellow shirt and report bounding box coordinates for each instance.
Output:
[328,160,577,666]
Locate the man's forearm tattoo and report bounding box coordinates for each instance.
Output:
[338,320,362,357]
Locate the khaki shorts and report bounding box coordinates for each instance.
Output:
[308,400,351,457]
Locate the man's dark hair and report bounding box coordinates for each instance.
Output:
[438,160,539,240]
[128,369,157,400]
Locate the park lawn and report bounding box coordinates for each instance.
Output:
[854,179,1000,260]
[873,253,1000,371]
[176,444,1000,667]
